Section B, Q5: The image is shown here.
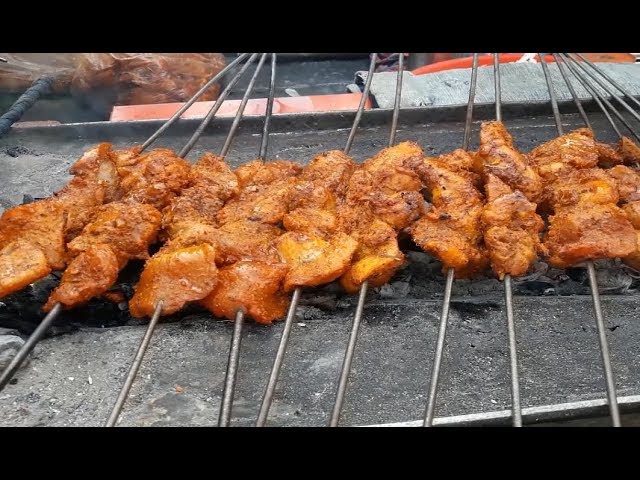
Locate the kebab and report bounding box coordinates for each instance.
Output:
[0,143,120,298]
[43,148,192,311]
[199,159,303,324]
[528,128,637,268]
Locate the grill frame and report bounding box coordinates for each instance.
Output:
[2,56,640,426]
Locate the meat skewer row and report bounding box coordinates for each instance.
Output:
[43,148,192,311]
[4,131,640,320]
[475,121,547,279]
[528,128,637,268]
[0,143,120,299]
[128,153,239,318]
[199,159,303,324]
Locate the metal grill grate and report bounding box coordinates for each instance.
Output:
[1,53,640,427]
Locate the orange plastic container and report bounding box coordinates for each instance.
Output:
[110,93,371,122]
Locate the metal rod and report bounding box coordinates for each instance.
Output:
[329,280,369,426]
[574,53,640,110]
[218,310,245,427]
[423,268,454,426]
[217,54,278,427]
[559,54,627,139]
[256,287,301,426]
[462,53,480,150]
[105,302,162,427]
[258,54,278,160]
[0,303,62,392]
[552,53,592,130]
[423,55,480,427]
[542,54,621,427]
[566,53,640,127]
[329,56,407,426]
[493,53,502,122]
[256,53,384,427]
[586,262,622,427]
[220,53,268,157]
[503,274,522,426]
[538,53,564,135]
[369,394,640,428]
[140,53,250,152]
[388,53,404,147]
[344,54,377,155]
[179,53,260,158]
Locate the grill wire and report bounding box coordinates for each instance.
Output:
[1,53,640,426]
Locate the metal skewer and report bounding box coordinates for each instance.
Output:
[423,53,479,427]
[493,53,523,427]
[0,54,260,395]
[105,54,269,426]
[256,53,379,427]
[540,53,622,427]
[328,53,405,427]
[218,53,278,427]
[559,54,639,142]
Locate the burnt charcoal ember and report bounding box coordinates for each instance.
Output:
[0,335,28,371]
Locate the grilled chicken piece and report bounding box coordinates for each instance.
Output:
[544,169,636,268]
[477,121,543,203]
[339,232,404,293]
[217,160,302,225]
[130,154,238,318]
[44,244,119,311]
[201,261,289,325]
[603,165,640,271]
[0,200,66,271]
[336,143,425,291]
[216,220,282,266]
[0,143,122,299]
[607,165,640,203]
[45,202,162,311]
[67,202,162,267]
[200,160,303,323]
[481,175,546,279]
[129,244,218,317]
[410,151,488,278]
[619,137,640,165]
[0,240,51,298]
[345,142,425,230]
[527,128,599,185]
[55,143,122,241]
[117,148,192,211]
[546,204,636,268]
[277,231,358,292]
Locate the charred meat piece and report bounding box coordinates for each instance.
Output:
[200,261,289,325]
[117,148,192,211]
[129,244,218,317]
[481,175,546,279]
[545,203,636,268]
[410,151,488,278]
[44,244,119,311]
[0,240,51,299]
[477,121,543,202]
[46,202,162,311]
[130,154,238,318]
[528,128,599,185]
[544,169,635,267]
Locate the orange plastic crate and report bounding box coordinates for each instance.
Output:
[110,93,371,122]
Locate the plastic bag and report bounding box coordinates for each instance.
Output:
[70,53,226,115]
[0,53,81,94]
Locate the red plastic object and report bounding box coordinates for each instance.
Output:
[110,93,371,122]
[411,54,557,75]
